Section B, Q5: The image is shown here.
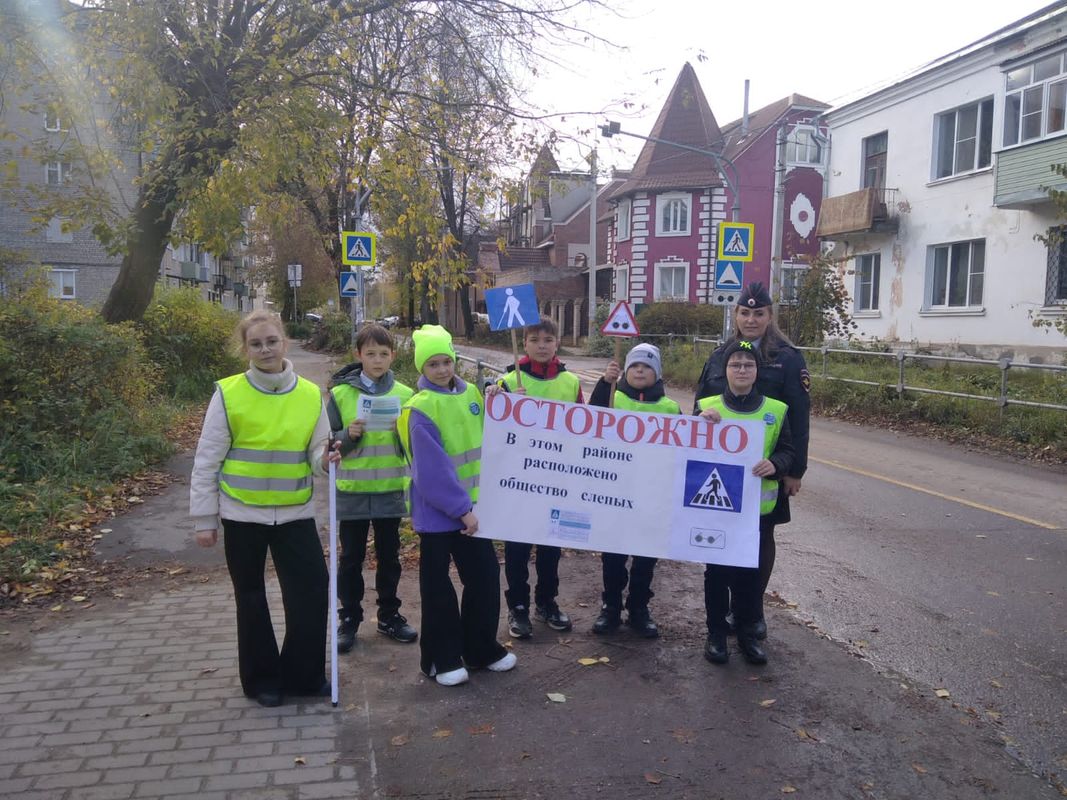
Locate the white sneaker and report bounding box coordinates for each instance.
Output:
[487,652,517,672]
[434,667,469,686]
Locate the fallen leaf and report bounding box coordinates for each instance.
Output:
[50,604,63,612]
[469,723,495,735]
[71,596,87,603]
[199,667,218,675]
[344,703,358,712]
[986,710,1002,720]
[598,656,610,663]
[934,689,950,699]
[167,568,187,577]
[975,534,986,538]
[644,772,662,785]
[912,763,927,775]
[578,657,599,666]
[432,728,452,739]
[855,640,869,648]
[546,693,566,703]
[990,679,1003,688]
[986,591,1001,597]
[759,699,777,708]
[99,528,112,534]
[390,734,410,747]
[388,665,397,672]
[294,756,306,765]
[577,602,589,608]
[671,728,694,744]
[781,786,797,794]
[796,728,814,741]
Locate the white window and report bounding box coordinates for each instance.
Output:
[787,127,823,165]
[1004,51,1067,146]
[927,240,985,309]
[614,266,629,301]
[45,161,71,185]
[49,268,76,300]
[616,199,631,241]
[779,262,809,305]
[855,253,881,311]
[44,107,65,132]
[46,217,73,243]
[934,99,993,178]
[654,261,688,300]
[655,193,690,236]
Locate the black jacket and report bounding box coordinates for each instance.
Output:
[589,376,669,408]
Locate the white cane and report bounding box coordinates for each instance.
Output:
[328,456,339,708]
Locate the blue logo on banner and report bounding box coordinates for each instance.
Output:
[484,284,541,331]
[683,461,744,513]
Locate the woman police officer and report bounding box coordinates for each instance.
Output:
[694,282,811,641]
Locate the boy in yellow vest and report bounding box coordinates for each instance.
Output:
[697,340,794,666]
[497,319,584,639]
[326,323,417,652]
[589,343,681,639]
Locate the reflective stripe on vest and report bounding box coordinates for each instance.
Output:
[500,370,580,401]
[612,393,681,415]
[698,395,787,515]
[398,383,483,504]
[331,381,414,493]
[217,373,321,507]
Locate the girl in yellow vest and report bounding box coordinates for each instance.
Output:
[325,323,417,652]
[697,340,794,666]
[190,311,338,707]
[588,343,681,639]
[397,325,516,687]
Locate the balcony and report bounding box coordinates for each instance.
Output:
[816,187,899,239]
[994,136,1067,209]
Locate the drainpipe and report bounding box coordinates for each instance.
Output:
[742,80,750,135]
[769,122,787,299]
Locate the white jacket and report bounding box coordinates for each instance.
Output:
[189,360,330,531]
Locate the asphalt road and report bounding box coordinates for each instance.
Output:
[455,340,1067,781]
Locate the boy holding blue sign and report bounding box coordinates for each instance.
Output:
[697,340,794,665]
[497,319,584,639]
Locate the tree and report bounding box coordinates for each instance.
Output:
[1033,163,1067,338]
[778,253,857,346]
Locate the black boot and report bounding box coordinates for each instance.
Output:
[592,605,621,635]
[751,617,767,640]
[337,618,358,654]
[626,607,659,639]
[737,630,767,665]
[704,632,728,665]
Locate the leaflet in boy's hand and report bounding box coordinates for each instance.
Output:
[358,395,402,431]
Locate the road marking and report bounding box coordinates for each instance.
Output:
[811,457,1060,530]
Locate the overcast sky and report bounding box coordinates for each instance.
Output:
[523,0,1058,172]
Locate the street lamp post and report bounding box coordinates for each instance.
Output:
[599,121,743,337]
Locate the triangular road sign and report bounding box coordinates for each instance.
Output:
[347,238,370,261]
[723,230,748,257]
[716,261,741,288]
[341,274,359,294]
[688,467,735,510]
[600,301,640,337]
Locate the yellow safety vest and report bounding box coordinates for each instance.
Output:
[331,382,414,494]
[217,373,321,506]
[500,369,580,401]
[613,392,681,415]
[698,395,786,514]
[398,383,483,504]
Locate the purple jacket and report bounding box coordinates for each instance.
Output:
[407,375,479,533]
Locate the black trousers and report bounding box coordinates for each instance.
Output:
[338,517,402,623]
[417,532,507,675]
[601,552,657,611]
[222,518,328,697]
[503,541,561,609]
[705,517,776,634]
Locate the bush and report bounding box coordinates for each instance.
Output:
[635,302,723,336]
[139,287,244,401]
[306,312,354,354]
[285,320,312,340]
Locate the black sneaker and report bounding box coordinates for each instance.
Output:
[592,605,621,635]
[508,606,533,639]
[377,613,418,643]
[626,607,659,639]
[534,603,573,632]
[337,618,358,653]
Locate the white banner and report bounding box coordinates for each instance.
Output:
[476,393,766,568]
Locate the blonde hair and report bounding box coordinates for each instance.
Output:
[234,311,286,358]
[730,305,795,358]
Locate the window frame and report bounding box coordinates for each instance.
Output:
[614,265,629,302]
[48,268,76,300]
[787,126,823,165]
[616,198,631,242]
[655,192,691,237]
[862,132,888,190]
[933,98,994,179]
[925,239,985,310]
[1045,226,1067,305]
[45,160,71,185]
[779,262,809,306]
[653,260,689,301]
[1003,50,1067,147]
[854,253,881,312]
[44,107,65,132]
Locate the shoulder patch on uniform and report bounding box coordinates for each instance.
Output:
[800,369,811,393]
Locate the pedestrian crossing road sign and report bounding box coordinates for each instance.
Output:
[717,222,755,262]
[341,231,376,266]
[339,271,360,297]
[714,260,744,291]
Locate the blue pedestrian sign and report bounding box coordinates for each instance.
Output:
[485,283,540,331]
[339,271,360,297]
[714,260,744,291]
[341,231,376,266]
[717,222,755,262]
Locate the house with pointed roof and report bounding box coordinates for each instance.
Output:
[607,63,828,309]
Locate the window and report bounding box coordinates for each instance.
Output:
[862,132,887,189]
[656,193,690,236]
[934,99,994,178]
[780,262,809,305]
[855,253,881,311]
[788,127,822,164]
[654,262,688,300]
[616,199,631,241]
[45,161,71,185]
[615,266,629,301]
[49,269,76,300]
[1045,227,1067,305]
[1004,51,1067,146]
[46,217,73,243]
[44,107,65,132]
[927,240,984,308]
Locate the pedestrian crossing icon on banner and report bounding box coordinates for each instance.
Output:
[717,222,755,262]
[689,467,734,510]
[341,231,376,266]
[683,460,743,514]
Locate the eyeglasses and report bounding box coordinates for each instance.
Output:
[727,363,756,372]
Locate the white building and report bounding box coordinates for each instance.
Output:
[818,3,1067,360]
